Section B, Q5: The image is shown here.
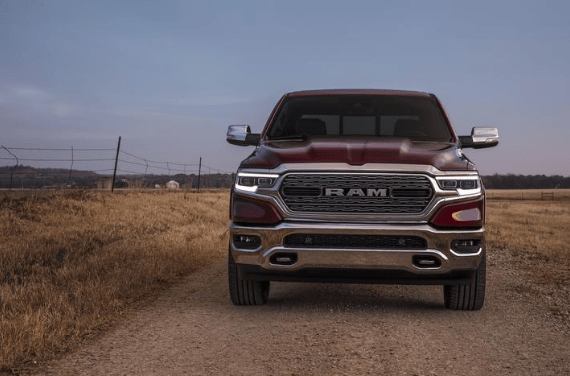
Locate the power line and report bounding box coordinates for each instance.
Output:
[0,158,115,162]
[119,150,199,167]
[2,147,115,151]
[1,144,234,180]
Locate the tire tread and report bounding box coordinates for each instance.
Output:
[444,252,486,310]
[228,251,269,306]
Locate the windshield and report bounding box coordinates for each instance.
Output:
[267,95,453,142]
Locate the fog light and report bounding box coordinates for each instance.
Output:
[451,239,481,254]
[233,235,261,249]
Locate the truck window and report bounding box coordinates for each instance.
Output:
[268,95,452,142]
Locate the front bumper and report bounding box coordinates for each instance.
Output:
[230,221,484,285]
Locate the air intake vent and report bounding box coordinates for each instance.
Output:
[391,189,431,197]
[284,234,427,249]
[281,187,321,196]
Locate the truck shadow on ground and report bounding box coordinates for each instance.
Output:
[262,282,446,311]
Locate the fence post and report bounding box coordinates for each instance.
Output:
[1,146,18,191]
[68,146,74,183]
[112,136,121,193]
[143,159,148,187]
[197,157,202,192]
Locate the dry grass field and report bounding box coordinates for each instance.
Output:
[486,188,570,201]
[0,189,569,372]
[0,190,229,372]
[486,190,570,264]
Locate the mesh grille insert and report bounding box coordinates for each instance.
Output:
[284,234,427,249]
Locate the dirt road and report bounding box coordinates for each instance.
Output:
[31,246,569,376]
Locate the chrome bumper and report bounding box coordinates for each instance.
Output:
[230,221,484,276]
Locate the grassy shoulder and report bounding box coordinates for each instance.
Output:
[486,197,570,265]
[0,190,229,371]
[486,188,570,200]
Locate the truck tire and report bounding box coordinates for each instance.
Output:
[444,252,486,310]
[228,251,270,306]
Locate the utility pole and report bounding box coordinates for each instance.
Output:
[112,136,121,193]
[68,146,74,182]
[1,145,18,191]
[197,157,202,192]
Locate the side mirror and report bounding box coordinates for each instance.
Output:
[226,125,261,146]
[459,127,499,149]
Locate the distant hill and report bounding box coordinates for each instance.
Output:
[0,165,234,189]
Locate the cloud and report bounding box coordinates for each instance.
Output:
[52,103,76,117]
[163,94,253,106]
[0,84,53,107]
[0,85,52,105]
[9,126,119,142]
[14,86,50,99]
[0,84,81,118]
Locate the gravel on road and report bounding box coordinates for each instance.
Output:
[28,246,570,376]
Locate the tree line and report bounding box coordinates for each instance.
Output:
[481,174,570,189]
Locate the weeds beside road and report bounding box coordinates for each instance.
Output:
[486,198,570,264]
[0,190,228,372]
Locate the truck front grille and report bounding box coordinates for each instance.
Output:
[284,234,427,249]
[280,173,433,214]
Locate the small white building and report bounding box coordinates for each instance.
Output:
[96,177,113,190]
[166,180,180,190]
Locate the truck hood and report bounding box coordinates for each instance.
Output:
[239,137,471,171]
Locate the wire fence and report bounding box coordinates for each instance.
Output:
[0,139,235,190]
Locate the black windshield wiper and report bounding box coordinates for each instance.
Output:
[266,134,308,141]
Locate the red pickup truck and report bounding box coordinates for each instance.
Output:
[226,89,499,310]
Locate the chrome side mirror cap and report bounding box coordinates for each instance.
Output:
[226,125,260,146]
[459,127,499,149]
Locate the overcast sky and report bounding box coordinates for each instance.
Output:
[1,0,569,176]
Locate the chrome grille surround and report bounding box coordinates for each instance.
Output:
[280,173,433,214]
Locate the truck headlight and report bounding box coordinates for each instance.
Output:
[436,177,479,193]
[235,173,279,193]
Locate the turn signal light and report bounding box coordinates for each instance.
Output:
[430,197,484,228]
[232,195,283,224]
